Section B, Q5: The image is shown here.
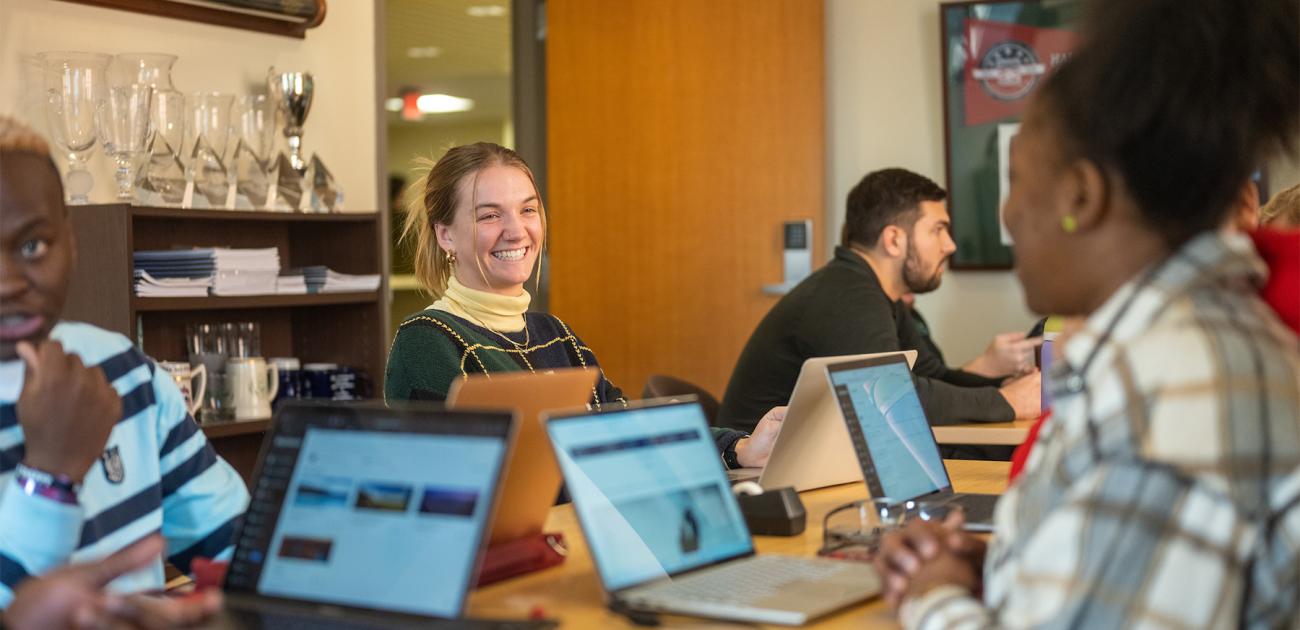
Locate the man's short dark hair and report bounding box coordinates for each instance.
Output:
[841,168,947,249]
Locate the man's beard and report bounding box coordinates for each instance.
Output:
[903,242,945,294]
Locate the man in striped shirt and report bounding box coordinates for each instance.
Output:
[875,0,1300,627]
[0,116,249,610]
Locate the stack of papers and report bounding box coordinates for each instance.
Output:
[133,270,211,297]
[276,273,308,295]
[133,248,281,297]
[300,266,382,293]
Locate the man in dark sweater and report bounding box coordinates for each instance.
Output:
[719,168,1040,434]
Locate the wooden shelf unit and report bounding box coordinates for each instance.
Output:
[62,204,390,485]
[133,292,378,311]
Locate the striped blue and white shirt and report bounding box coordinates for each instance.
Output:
[0,322,249,607]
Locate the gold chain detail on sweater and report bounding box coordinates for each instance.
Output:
[460,310,533,357]
[401,315,559,376]
[400,314,627,409]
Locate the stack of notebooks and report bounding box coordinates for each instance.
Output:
[133,248,281,297]
[275,273,308,295]
[133,270,210,297]
[300,266,383,293]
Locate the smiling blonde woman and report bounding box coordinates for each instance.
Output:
[385,142,784,468]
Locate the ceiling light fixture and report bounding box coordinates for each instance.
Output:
[416,94,475,114]
[466,5,507,17]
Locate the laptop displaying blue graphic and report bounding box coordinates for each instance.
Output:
[826,355,998,531]
[544,400,879,626]
[547,403,753,590]
[221,401,516,625]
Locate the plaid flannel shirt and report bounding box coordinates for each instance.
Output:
[903,232,1300,629]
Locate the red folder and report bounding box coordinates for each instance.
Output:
[475,532,567,587]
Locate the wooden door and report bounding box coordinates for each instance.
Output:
[546,0,825,399]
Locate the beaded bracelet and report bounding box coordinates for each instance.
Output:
[14,463,80,505]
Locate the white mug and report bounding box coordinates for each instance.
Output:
[226,358,279,420]
[159,361,207,417]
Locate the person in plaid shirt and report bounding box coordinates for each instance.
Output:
[876,0,1300,627]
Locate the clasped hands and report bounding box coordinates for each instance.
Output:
[874,509,986,611]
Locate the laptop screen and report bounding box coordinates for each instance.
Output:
[828,356,952,502]
[547,403,754,592]
[224,403,511,618]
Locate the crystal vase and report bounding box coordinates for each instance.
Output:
[38,51,111,204]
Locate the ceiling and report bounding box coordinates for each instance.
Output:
[384,0,511,123]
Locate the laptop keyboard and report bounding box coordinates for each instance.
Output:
[224,607,556,629]
[632,555,852,605]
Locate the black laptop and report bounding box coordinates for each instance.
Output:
[825,356,999,532]
[213,400,550,629]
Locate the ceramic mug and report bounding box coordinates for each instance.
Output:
[270,357,303,408]
[226,358,279,420]
[158,361,207,417]
[302,362,338,399]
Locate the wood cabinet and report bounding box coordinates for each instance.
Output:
[62,204,389,485]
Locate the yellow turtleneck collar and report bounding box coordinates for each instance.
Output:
[430,275,530,333]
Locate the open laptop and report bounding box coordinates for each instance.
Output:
[825,355,999,532]
[447,368,598,545]
[216,401,542,629]
[545,400,880,626]
[729,351,917,492]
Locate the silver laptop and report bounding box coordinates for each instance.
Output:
[825,355,999,532]
[545,400,880,626]
[729,351,917,492]
[216,401,542,629]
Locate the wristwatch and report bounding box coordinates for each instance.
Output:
[722,434,749,470]
[15,462,81,505]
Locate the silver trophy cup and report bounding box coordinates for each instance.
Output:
[269,70,313,174]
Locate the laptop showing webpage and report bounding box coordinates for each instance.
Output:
[825,355,998,531]
[545,400,878,625]
[222,401,514,623]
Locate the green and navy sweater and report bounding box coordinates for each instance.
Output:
[385,309,747,457]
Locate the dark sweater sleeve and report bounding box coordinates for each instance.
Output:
[897,305,1006,388]
[798,283,1012,424]
[710,426,746,466]
[384,323,461,402]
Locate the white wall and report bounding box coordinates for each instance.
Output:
[387,118,506,181]
[825,0,1037,364]
[1271,153,1300,195]
[0,0,379,210]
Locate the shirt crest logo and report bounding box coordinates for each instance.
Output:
[100,446,125,484]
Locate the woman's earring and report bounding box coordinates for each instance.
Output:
[446,250,457,265]
[1061,214,1078,233]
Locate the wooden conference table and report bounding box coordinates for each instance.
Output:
[932,420,1034,446]
[468,460,1011,629]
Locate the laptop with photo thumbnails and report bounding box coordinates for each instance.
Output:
[727,351,918,492]
[545,400,881,626]
[825,355,999,532]
[213,401,551,629]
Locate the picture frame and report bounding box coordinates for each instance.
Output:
[939,0,1081,269]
